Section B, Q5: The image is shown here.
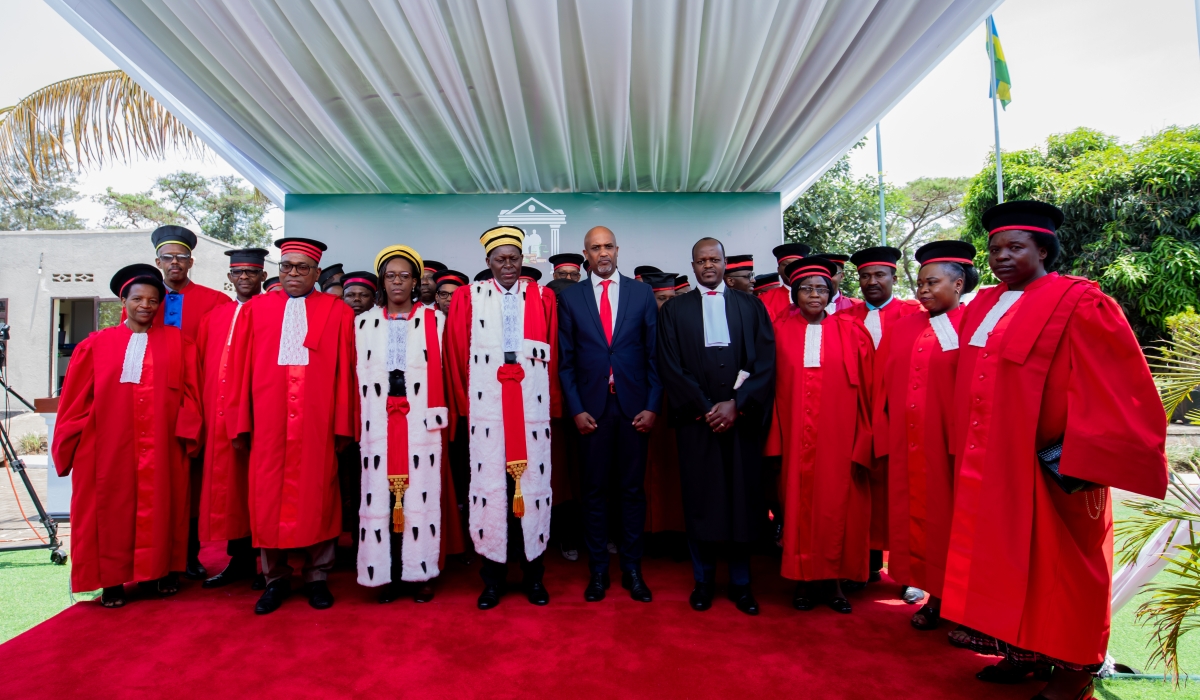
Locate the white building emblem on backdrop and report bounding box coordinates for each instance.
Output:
[497,197,566,263]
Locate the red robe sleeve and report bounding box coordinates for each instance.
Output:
[848,319,876,470]
[333,304,361,442]
[445,285,473,440]
[543,288,562,419]
[176,338,204,456]
[226,299,255,440]
[1059,289,1168,498]
[51,337,96,477]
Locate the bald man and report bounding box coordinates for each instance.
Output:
[556,226,662,603]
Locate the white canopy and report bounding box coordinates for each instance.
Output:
[50,0,999,207]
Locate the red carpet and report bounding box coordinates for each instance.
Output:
[1,544,1036,699]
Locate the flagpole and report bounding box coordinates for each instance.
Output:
[987,18,1004,204]
[876,123,887,245]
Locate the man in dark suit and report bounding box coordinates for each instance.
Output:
[557,226,662,603]
[657,237,776,616]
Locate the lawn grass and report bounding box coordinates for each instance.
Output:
[0,549,81,643]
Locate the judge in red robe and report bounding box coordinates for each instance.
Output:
[760,243,810,321]
[943,202,1167,698]
[147,225,233,580]
[197,248,268,589]
[53,264,202,607]
[845,246,923,583]
[445,226,560,609]
[768,257,874,614]
[873,241,978,630]
[227,237,360,615]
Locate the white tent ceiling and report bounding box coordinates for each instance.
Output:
[50,0,999,208]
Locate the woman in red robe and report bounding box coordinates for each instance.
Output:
[53,264,202,607]
[768,257,874,614]
[874,241,978,630]
[943,201,1167,699]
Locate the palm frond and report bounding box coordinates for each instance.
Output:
[1135,543,1200,683]
[1148,333,1200,420]
[1115,497,1200,567]
[0,70,202,198]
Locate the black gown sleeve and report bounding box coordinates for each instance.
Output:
[656,296,712,417]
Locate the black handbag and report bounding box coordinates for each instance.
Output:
[1036,442,1096,494]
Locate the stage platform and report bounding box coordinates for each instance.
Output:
[1,543,1035,699]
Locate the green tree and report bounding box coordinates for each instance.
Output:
[0,168,85,230]
[961,126,1200,341]
[198,175,272,246]
[888,177,970,294]
[97,171,273,246]
[95,186,182,228]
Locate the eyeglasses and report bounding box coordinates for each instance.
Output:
[797,286,831,296]
[229,269,261,278]
[279,262,316,275]
[158,253,192,263]
[384,271,414,282]
[435,289,456,300]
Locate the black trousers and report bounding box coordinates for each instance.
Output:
[578,390,649,574]
[479,472,545,587]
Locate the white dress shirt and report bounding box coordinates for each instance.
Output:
[700,281,731,347]
[590,270,620,330]
[498,280,522,353]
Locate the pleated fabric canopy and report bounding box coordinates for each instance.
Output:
[51,0,999,207]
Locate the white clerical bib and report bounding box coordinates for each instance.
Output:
[803,323,823,368]
[968,291,1023,348]
[928,312,959,352]
[119,329,148,384]
[864,308,882,349]
[277,296,310,366]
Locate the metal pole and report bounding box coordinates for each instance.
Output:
[987,18,1004,204]
[876,123,887,245]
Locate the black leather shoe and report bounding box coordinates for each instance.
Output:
[202,558,254,589]
[689,581,714,611]
[792,582,816,611]
[254,580,290,615]
[251,573,267,591]
[377,582,401,604]
[184,557,208,581]
[525,581,550,606]
[477,584,502,610]
[414,583,435,603]
[828,596,853,614]
[307,581,334,610]
[584,571,610,602]
[622,569,652,603]
[729,584,759,616]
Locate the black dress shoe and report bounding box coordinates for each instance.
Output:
[828,596,853,614]
[414,583,435,603]
[377,582,401,604]
[689,581,714,611]
[251,573,267,591]
[584,571,610,602]
[202,558,254,589]
[621,569,652,603]
[525,581,550,606]
[254,580,290,615]
[184,558,208,581]
[477,584,502,610]
[728,584,759,616]
[307,580,334,610]
[792,582,816,611]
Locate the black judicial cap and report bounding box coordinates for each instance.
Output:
[642,272,677,291]
[264,276,282,292]
[152,224,198,252]
[474,269,494,282]
[673,274,690,290]
[915,241,977,266]
[549,253,585,270]
[318,263,345,289]
[520,266,543,282]
[784,256,838,284]
[341,271,378,292]
[725,254,754,271]
[753,272,781,291]
[423,260,448,273]
[850,246,902,269]
[771,243,811,262]
[225,248,269,268]
[434,269,469,288]
[981,200,1064,237]
[633,265,662,279]
[111,263,165,299]
[813,253,849,269]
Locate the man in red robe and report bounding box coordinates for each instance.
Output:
[227,237,360,614]
[445,226,560,609]
[943,201,1167,699]
[53,264,202,607]
[844,246,923,587]
[768,257,874,614]
[874,241,979,629]
[197,248,267,589]
[759,243,810,320]
[150,224,233,580]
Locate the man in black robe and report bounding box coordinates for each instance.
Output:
[657,237,775,616]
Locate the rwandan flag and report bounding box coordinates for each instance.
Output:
[986,16,1011,109]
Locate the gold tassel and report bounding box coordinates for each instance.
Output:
[389,475,409,530]
[507,461,527,518]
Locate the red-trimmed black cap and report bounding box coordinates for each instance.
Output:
[549,253,584,270]
[813,253,849,270]
[916,240,977,267]
[633,265,661,280]
[520,266,543,282]
[753,273,781,291]
[434,269,469,288]
[341,271,378,292]
[225,247,269,268]
[981,200,1064,237]
[423,260,447,273]
[474,269,494,282]
[264,276,283,292]
[673,274,690,291]
[771,243,811,264]
[850,246,902,270]
[110,263,165,299]
[784,257,838,284]
[273,237,328,263]
[317,263,344,288]
[725,254,753,271]
[642,272,677,292]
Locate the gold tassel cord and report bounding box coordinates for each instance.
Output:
[507,461,527,518]
[388,475,409,530]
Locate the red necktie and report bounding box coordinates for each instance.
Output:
[600,279,614,345]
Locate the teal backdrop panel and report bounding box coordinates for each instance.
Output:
[284,192,782,281]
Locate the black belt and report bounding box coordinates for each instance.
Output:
[503,351,518,365]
